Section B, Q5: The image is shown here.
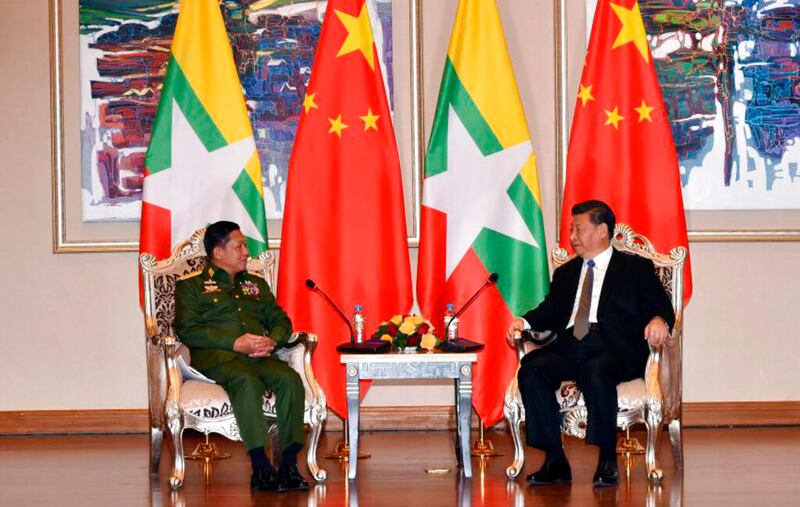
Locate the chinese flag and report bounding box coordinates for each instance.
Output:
[561,0,692,303]
[277,0,412,418]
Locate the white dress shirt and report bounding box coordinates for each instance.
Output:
[521,245,614,331]
[566,245,614,328]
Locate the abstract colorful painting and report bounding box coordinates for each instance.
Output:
[587,0,800,210]
[79,0,393,222]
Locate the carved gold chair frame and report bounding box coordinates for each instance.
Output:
[140,229,328,489]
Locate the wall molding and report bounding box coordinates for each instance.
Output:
[323,406,471,432]
[0,409,149,435]
[2,402,798,435]
[682,401,800,427]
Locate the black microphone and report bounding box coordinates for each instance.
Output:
[438,273,499,352]
[305,278,390,354]
[305,278,356,342]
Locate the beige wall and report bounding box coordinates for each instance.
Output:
[1,0,797,412]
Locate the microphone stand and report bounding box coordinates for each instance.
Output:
[438,274,505,457]
[305,279,389,354]
[305,279,373,461]
[438,273,498,352]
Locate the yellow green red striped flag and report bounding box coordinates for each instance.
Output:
[417,0,549,425]
[139,0,268,261]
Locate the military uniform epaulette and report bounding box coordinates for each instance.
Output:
[178,269,203,281]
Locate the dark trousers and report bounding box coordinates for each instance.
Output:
[517,329,640,455]
[203,356,306,452]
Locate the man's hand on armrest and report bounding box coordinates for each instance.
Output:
[506,318,527,347]
[233,333,276,358]
[644,317,669,347]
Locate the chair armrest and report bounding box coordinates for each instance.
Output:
[653,323,683,419]
[512,330,554,360]
[644,320,683,407]
[144,325,184,430]
[666,313,682,347]
[143,320,177,351]
[279,331,310,350]
[145,316,159,345]
[162,335,184,412]
[644,343,663,402]
[275,332,327,412]
[512,332,527,360]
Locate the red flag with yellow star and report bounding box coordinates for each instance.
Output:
[277,0,412,418]
[561,0,692,302]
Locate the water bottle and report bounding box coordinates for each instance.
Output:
[444,303,459,342]
[353,305,365,343]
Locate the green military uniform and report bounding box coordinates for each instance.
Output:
[174,264,305,453]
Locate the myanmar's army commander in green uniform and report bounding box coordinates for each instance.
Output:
[175,221,308,492]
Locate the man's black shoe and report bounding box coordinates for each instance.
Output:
[592,459,619,487]
[250,463,283,492]
[525,458,572,486]
[277,463,309,491]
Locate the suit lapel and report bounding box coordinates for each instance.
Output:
[560,257,583,327]
[598,248,621,315]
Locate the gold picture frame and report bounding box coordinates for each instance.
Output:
[553,0,800,242]
[49,0,424,253]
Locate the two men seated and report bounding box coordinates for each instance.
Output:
[175,199,672,491]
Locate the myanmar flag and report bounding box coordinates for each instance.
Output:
[561,0,692,303]
[277,0,412,418]
[417,0,550,426]
[139,0,268,264]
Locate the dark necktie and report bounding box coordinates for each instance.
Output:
[573,259,595,340]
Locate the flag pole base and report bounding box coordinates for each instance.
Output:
[185,434,231,484]
[323,421,371,461]
[470,438,503,457]
[616,427,645,455]
[470,421,503,457]
[322,440,371,461]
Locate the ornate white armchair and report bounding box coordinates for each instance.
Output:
[140,229,327,489]
[504,224,686,483]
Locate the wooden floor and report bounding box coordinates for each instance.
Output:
[1,428,799,506]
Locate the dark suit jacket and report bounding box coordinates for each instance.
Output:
[522,248,675,374]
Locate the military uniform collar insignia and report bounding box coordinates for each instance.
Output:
[206,264,229,282]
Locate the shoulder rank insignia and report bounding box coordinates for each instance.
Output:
[178,269,202,281]
[240,279,260,297]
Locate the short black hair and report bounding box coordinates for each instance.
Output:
[571,200,615,239]
[203,221,241,257]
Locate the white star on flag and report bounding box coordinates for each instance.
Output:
[142,99,264,249]
[422,106,538,278]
